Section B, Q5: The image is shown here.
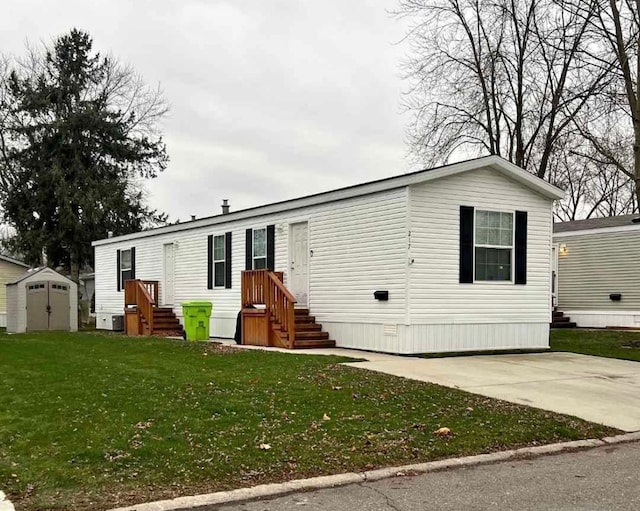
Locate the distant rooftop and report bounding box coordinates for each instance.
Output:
[554,214,640,233]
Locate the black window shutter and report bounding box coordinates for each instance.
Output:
[266,224,275,271]
[130,247,136,280]
[515,211,528,285]
[459,206,474,283]
[207,235,213,289]
[116,249,121,291]
[225,231,232,288]
[245,229,253,270]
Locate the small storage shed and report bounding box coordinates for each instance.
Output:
[6,267,78,333]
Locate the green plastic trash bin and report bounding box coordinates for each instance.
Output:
[181,301,213,341]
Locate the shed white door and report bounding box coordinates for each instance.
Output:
[26,282,49,331]
[290,222,309,307]
[48,283,70,330]
[163,243,175,305]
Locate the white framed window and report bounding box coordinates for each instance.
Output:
[253,227,267,269]
[213,235,225,287]
[121,248,132,284]
[474,210,513,282]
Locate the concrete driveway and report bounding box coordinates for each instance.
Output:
[345,352,640,432]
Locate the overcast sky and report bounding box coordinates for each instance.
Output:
[1,1,414,221]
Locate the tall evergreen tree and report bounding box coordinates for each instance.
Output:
[0,29,168,280]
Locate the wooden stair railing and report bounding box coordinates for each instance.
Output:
[241,270,296,348]
[124,279,158,335]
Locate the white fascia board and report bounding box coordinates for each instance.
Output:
[93,155,563,247]
[483,156,566,200]
[553,224,640,238]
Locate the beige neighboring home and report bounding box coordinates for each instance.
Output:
[553,214,640,328]
[0,254,30,327]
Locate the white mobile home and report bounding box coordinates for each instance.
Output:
[93,156,563,354]
[553,215,640,328]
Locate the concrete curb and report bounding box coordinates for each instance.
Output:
[102,432,632,510]
[0,491,15,511]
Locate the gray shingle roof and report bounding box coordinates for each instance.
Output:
[554,214,640,233]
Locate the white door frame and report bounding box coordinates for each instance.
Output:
[289,222,310,308]
[163,242,175,306]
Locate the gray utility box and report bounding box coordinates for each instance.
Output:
[112,314,125,331]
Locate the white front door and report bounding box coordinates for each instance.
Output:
[163,243,175,305]
[290,222,309,307]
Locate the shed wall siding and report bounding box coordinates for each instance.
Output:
[554,231,640,311]
[408,168,553,324]
[95,188,408,337]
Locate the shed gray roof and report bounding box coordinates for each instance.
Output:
[554,214,640,233]
[6,267,74,286]
[0,254,29,268]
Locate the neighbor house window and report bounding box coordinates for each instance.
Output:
[253,228,267,269]
[213,235,225,287]
[120,249,132,284]
[474,210,513,281]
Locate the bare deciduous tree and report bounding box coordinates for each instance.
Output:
[396,0,640,217]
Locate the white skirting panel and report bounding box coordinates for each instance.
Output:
[325,321,549,354]
[562,310,640,329]
[96,312,113,330]
[0,313,6,328]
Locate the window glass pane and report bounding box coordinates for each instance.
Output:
[488,211,501,228]
[488,228,501,245]
[475,227,488,245]
[253,229,266,257]
[121,270,132,283]
[214,261,225,287]
[500,229,512,246]
[476,210,513,247]
[475,248,511,281]
[501,212,513,230]
[214,235,225,261]
[254,257,267,270]
[121,249,131,270]
[476,210,488,228]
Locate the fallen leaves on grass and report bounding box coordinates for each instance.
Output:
[434,427,452,438]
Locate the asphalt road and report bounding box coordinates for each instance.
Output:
[213,442,640,511]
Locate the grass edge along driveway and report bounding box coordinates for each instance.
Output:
[0,332,618,511]
[551,328,640,362]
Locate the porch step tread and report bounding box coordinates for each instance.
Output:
[295,323,322,331]
[294,308,310,315]
[295,331,330,340]
[294,339,336,349]
[295,316,315,323]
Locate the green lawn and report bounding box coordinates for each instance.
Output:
[551,328,640,361]
[1,332,617,510]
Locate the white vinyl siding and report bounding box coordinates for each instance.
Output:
[408,168,552,324]
[94,188,408,336]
